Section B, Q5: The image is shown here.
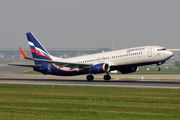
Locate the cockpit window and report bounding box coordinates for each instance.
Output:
[157,48,166,51]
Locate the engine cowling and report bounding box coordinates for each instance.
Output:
[119,66,138,74]
[91,63,110,74]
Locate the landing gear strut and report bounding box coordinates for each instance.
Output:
[86,74,94,81]
[103,73,111,81]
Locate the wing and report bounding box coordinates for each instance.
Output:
[18,47,92,70]
[8,64,41,68]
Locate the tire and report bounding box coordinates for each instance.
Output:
[156,67,161,71]
[86,75,94,81]
[104,75,111,81]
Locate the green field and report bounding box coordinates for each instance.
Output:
[0,84,180,119]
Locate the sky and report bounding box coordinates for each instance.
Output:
[0,0,180,50]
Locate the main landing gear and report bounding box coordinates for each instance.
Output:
[86,74,94,81]
[103,73,111,81]
[86,73,111,81]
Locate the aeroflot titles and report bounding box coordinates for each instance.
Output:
[126,47,145,53]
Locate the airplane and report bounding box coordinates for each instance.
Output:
[8,32,174,81]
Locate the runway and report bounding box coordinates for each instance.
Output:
[1,65,180,89]
[0,77,180,89]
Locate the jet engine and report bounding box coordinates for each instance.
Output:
[91,63,110,74]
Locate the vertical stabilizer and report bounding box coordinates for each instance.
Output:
[26,32,52,64]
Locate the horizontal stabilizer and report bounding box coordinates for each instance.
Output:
[8,64,41,68]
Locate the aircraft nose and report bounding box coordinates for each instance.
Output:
[166,51,174,58]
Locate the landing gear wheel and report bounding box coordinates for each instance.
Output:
[86,75,94,81]
[156,67,161,71]
[104,75,111,81]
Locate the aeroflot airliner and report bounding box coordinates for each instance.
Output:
[9,32,174,81]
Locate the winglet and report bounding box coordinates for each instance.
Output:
[19,47,30,59]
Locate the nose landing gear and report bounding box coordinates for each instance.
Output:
[156,67,161,71]
[156,61,165,71]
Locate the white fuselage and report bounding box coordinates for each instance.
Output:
[52,46,173,71]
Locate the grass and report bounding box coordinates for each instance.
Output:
[22,69,41,74]
[0,84,180,119]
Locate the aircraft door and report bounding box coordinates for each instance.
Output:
[148,48,152,57]
[48,63,51,73]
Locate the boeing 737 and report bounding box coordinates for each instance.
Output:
[9,32,174,81]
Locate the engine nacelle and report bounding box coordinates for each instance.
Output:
[91,63,110,74]
[119,66,138,74]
